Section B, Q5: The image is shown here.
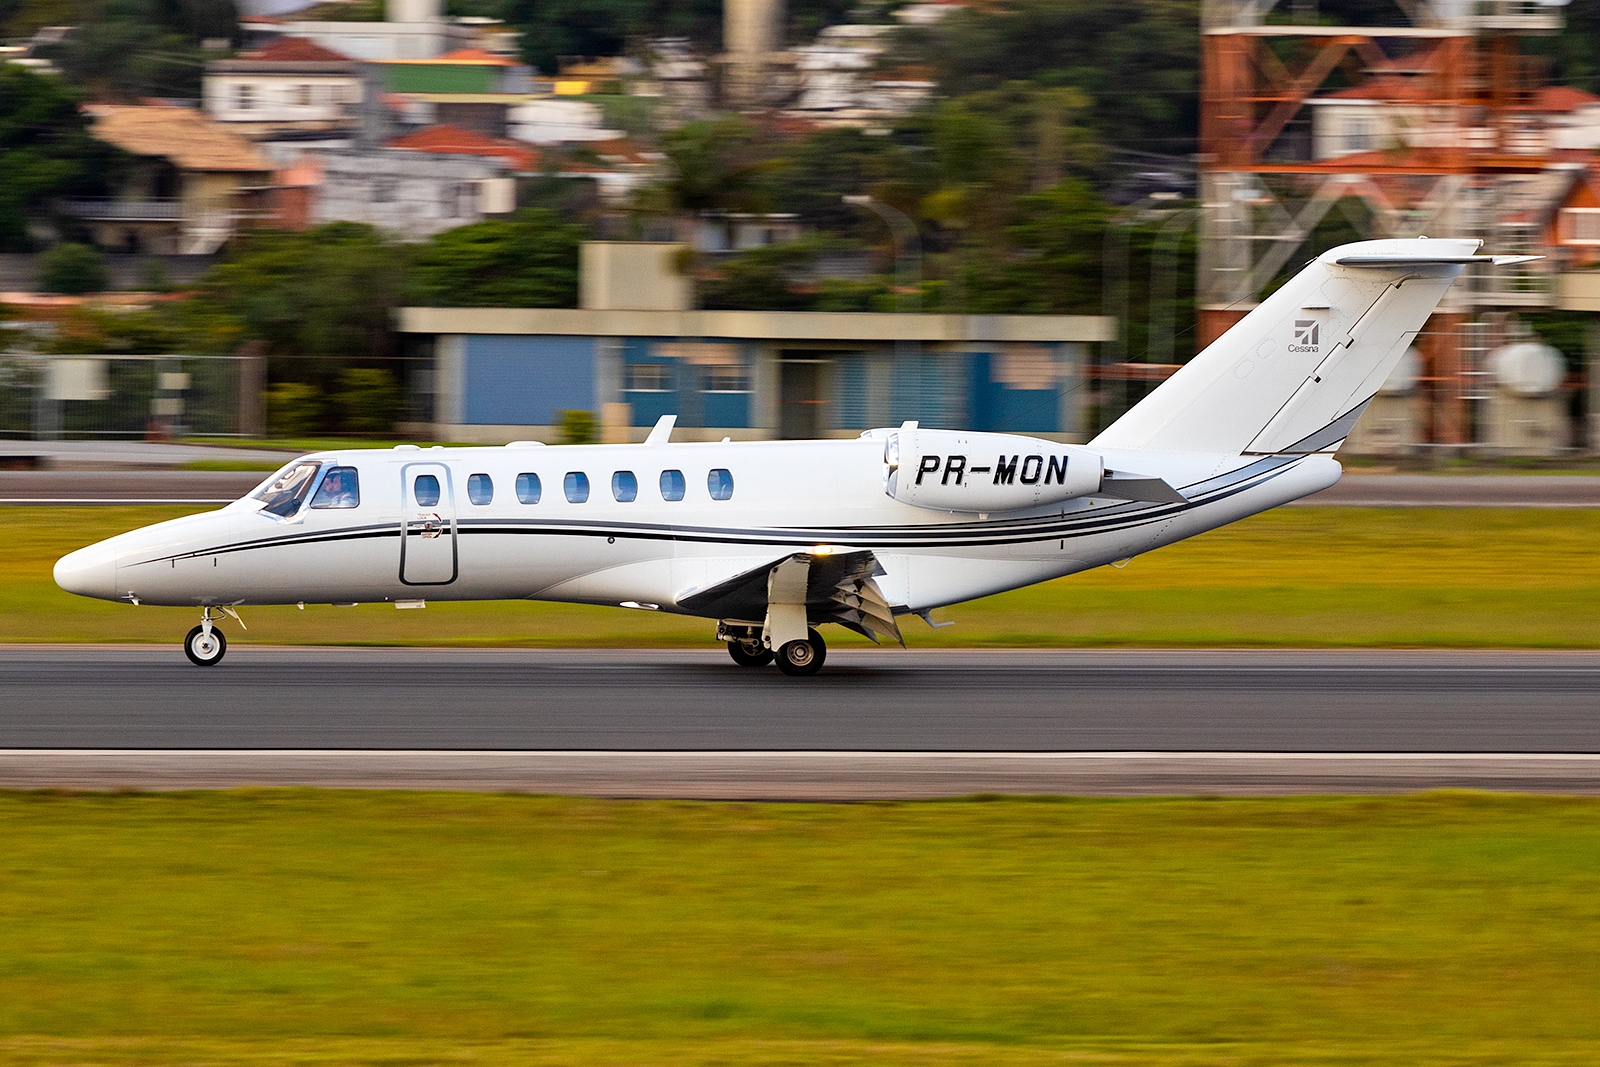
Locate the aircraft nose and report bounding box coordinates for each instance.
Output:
[54,542,119,601]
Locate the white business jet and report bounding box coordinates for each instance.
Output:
[55,238,1527,674]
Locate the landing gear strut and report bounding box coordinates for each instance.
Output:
[775,628,826,677]
[184,607,228,666]
[727,636,773,668]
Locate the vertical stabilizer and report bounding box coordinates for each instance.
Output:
[1092,238,1497,456]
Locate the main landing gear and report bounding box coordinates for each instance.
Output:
[718,622,826,676]
[184,606,236,666]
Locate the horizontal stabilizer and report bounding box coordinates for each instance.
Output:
[1335,253,1542,267]
[1099,470,1187,504]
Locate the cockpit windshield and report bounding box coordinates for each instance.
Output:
[250,461,322,518]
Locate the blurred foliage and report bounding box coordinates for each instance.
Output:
[187,222,405,379]
[643,117,778,216]
[332,367,402,435]
[493,0,858,73]
[698,241,821,312]
[29,0,238,100]
[37,241,106,294]
[0,66,125,251]
[896,0,1200,156]
[265,381,322,437]
[560,408,596,444]
[408,209,584,308]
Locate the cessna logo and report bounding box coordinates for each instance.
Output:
[1289,319,1321,353]
[916,454,1071,487]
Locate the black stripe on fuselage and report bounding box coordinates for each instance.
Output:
[127,455,1304,567]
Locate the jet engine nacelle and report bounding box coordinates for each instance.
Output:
[883,429,1104,513]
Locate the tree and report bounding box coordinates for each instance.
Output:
[647,117,777,216]
[32,0,239,101]
[899,0,1200,157]
[39,242,107,294]
[186,223,406,389]
[408,209,585,307]
[0,65,125,250]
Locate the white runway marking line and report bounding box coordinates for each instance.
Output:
[4,750,1600,798]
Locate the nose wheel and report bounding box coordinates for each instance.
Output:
[184,623,227,666]
[775,628,827,677]
[183,606,238,666]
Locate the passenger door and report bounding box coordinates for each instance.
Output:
[399,463,457,585]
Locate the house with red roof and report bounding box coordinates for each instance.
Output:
[203,36,364,144]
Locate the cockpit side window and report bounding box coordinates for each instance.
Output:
[251,461,321,519]
[310,466,360,509]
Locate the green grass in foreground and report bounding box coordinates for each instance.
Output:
[1,792,1598,1065]
[9,506,1600,646]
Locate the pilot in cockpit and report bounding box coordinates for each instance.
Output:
[312,467,360,509]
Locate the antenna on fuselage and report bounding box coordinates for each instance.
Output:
[645,415,677,445]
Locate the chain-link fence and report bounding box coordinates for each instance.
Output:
[0,354,262,439]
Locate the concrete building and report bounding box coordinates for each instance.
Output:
[314,148,514,237]
[399,242,1113,443]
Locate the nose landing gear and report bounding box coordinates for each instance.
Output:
[184,606,240,666]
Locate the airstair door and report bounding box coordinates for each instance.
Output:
[400,463,457,585]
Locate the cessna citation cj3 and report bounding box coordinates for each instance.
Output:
[56,238,1530,675]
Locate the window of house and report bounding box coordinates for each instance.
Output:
[515,472,541,504]
[373,177,396,203]
[707,468,734,501]
[296,84,312,107]
[441,183,458,218]
[659,469,685,501]
[625,363,672,391]
[467,473,493,505]
[234,83,255,111]
[611,470,638,502]
[564,471,590,503]
[703,365,749,392]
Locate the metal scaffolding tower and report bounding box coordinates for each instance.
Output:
[1198,0,1567,445]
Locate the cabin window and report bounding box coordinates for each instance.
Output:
[310,466,360,509]
[251,461,320,518]
[659,469,685,501]
[467,472,493,505]
[414,474,441,508]
[708,468,734,501]
[612,470,638,502]
[564,471,589,503]
[515,472,541,504]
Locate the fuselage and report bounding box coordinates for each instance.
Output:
[54,435,1340,615]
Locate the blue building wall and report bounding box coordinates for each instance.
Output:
[463,335,595,425]
[966,350,1062,434]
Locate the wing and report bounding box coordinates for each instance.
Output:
[676,549,903,645]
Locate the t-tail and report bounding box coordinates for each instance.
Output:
[1092,238,1537,457]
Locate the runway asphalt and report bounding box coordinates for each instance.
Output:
[7,470,1600,506]
[0,647,1597,795]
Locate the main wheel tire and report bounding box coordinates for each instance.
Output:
[184,624,227,666]
[775,631,826,677]
[728,639,774,667]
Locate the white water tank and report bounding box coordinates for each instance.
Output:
[1377,346,1421,395]
[1489,340,1565,397]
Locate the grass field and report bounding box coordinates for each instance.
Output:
[0,791,1597,1066]
[8,505,1600,647]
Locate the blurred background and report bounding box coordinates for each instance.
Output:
[5,0,1600,460]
